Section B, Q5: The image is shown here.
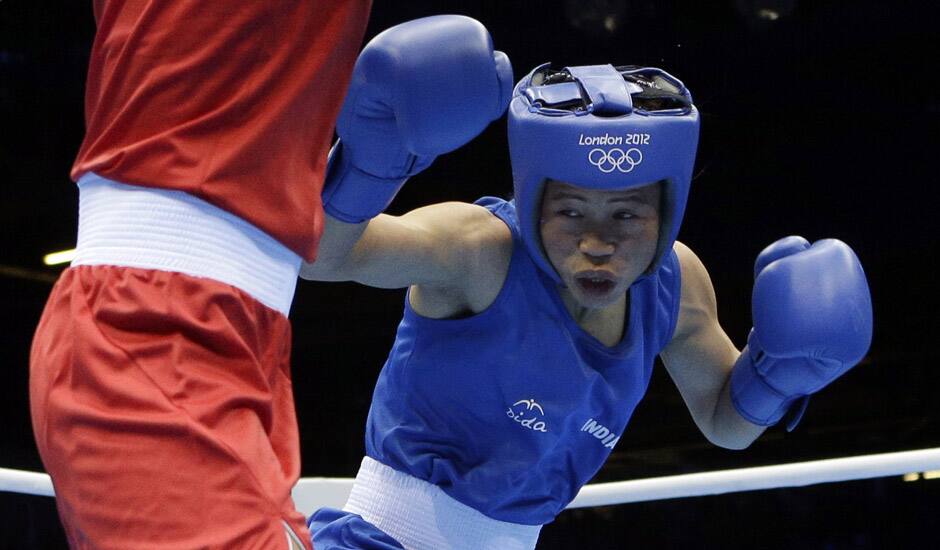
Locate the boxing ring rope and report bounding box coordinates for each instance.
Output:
[4,447,940,514]
[0,467,55,498]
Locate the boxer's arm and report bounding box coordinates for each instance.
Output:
[301,202,508,295]
[659,242,766,450]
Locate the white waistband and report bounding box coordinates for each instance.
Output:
[74,173,301,315]
[344,457,541,550]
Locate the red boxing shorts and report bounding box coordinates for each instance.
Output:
[30,175,308,549]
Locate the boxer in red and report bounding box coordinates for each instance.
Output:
[29,1,371,548]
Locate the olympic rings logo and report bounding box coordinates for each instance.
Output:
[587,147,643,173]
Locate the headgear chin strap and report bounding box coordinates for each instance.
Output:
[508,63,700,283]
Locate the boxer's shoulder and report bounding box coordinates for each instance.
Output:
[407,201,511,319]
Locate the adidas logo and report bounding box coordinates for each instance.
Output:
[506,398,549,433]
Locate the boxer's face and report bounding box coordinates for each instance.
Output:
[539,180,660,309]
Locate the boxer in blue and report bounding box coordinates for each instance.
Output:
[301,15,873,550]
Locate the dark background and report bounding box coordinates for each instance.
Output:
[2,0,938,548]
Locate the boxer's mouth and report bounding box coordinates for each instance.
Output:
[574,271,617,297]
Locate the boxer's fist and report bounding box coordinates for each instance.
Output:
[323,15,513,223]
[730,237,873,428]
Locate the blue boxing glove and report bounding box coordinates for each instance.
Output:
[730,236,873,430]
[322,15,513,223]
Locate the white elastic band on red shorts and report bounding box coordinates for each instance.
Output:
[344,456,542,550]
[74,173,301,316]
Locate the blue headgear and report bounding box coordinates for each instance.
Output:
[508,63,700,282]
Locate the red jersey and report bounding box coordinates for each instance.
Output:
[72,0,372,261]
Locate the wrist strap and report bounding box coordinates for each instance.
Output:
[321,141,409,223]
[729,335,809,430]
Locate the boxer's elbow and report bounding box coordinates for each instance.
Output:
[702,397,766,450]
[706,431,755,451]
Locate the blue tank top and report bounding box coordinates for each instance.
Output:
[364,197,681,525]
